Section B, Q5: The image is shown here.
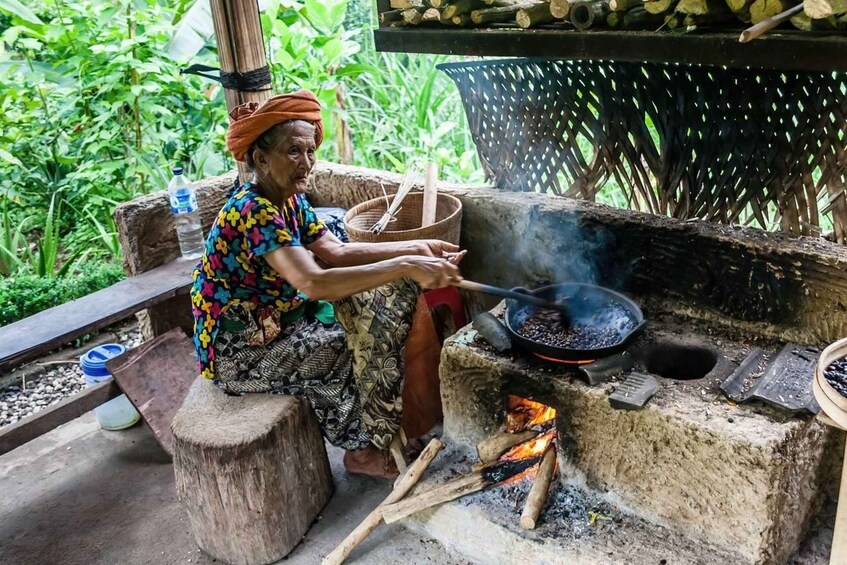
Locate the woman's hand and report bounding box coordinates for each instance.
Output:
[416,239,460,258]
[404,256,462,289]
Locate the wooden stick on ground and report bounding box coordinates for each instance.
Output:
[739,2,802,40]
[322,438,445,565]
[381,455,542,524]
[388,432,408,473]
[477,430,537,463]
[519,443,557,530]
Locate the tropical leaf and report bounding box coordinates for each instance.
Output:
[0,0,44,25]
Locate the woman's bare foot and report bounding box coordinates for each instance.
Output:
[344,446,399,480]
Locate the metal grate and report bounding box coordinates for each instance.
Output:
[439,59,847,243]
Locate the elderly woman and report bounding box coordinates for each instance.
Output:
[191,91,463,478]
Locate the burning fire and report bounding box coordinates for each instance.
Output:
[502,429,556,461]
[497,397,558,483]
[505,395,557,433]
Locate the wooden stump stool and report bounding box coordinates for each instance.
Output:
[172,377,333,565]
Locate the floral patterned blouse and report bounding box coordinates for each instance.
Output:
[190,183,327,379]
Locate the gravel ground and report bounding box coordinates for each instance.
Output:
[0,324,142,428]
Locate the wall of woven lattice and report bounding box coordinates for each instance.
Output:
[439,59,847,243]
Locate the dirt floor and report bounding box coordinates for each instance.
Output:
[0,413,468,565]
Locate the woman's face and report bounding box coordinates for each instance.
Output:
[254,121,317,197]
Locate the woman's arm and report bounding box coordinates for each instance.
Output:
[306,231,459,268]
[263,244,461,301]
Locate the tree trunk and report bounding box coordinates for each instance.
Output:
[172,378,334,565]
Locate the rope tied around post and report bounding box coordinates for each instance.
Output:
[181,64,272,92]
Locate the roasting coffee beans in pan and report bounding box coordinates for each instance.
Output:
[824,358,847,398]
[516,301,637,350]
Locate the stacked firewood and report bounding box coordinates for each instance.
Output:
[380,0,847,32]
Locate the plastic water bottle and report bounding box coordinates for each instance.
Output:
[80,344,141,431]
[167,166,205,259]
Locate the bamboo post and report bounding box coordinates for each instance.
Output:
[322,438,445,565]
[209,0,273,183]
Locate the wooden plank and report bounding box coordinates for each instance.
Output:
[105,329,197,456]
[0,378,120,455]
[373,28,847,72]
[0,258,195,373]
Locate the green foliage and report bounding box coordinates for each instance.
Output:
[0,260,125,325]
[0,201,29,276]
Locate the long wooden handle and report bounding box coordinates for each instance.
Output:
[454,280,571,314]
[322,438,444,565]
[422,162,438,227]
[738,3,803,42]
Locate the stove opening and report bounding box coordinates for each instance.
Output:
[644,342,718,381]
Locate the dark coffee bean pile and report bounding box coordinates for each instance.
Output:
[517,303,636,350]
[824,357,847,398]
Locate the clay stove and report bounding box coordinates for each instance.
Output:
[391,186,847,565]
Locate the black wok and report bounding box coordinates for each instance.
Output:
[504,283,646,362]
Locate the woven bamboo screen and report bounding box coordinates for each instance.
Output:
[439,59,847,243]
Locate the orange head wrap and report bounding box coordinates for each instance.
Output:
[225,90,324,163]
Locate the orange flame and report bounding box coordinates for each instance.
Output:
[505,395,557,433]
[501,429,556,461]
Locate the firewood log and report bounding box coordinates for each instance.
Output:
[606,10,623,24]
[403,7,425,23]
[471,3,530,23]
[749,0,794,23]
[790,10,838,28]
[675,0,728,15]
[381,455,543,524]
[477,430,537,463]
[428,0,447,7]
[322,438,445,565]
[452,13,474,23]
[681,11,733,23]
[570,0,610,27]
[805,0,847,18]
[519,443,557,530]
[391,0,424,8]
[422,6,443,20]
[740,2,802,39]
[643,0,675,14]
[550,0,573,17]
[726,0,754,21]
[380,9,406,23]
[517,2,556,26]
[442,0,485,18]
[664,12,682,26]
[609,0,641,9]
[623,5,667,25]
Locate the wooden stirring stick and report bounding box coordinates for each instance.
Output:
[454,280,572,325]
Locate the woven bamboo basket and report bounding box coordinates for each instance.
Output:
[344,192,463,245]
[814,336,847,428]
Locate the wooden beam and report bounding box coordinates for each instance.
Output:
[0,378,120,455]
[372,28,847,73]
[0,259,195,373]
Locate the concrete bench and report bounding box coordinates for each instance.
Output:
[171,377,333,565]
